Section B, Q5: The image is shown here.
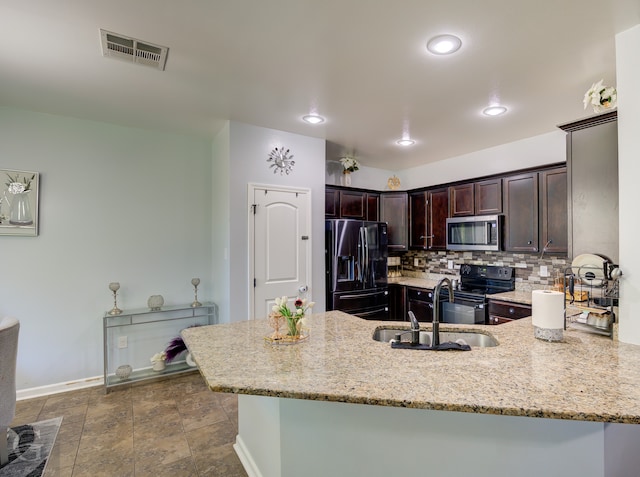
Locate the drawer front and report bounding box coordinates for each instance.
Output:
[488,300,531,320]
[406,287,433,303]
[333,290,389,312]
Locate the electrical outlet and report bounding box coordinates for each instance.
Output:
[447,260,454,269]
[118,336,128,349]
[540,266,548,277]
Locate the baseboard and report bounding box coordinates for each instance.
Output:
[234,434,262,477]
[17,375,103,400]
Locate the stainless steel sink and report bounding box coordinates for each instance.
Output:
[372,327,498,347]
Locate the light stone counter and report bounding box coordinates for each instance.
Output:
[182,311,640,424]
[489,290,534,305]
[387,276,439,289]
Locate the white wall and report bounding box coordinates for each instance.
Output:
[211,122,231,324]
[221,121,326,322]
[616,24,640,344]
[399,131,566,190]
[324,130,566,193]
[0,107,213,391]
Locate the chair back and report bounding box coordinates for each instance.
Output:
[0,317,20,427]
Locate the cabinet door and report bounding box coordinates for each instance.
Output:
[503,173,539,252]
[325,187,340,218]
[409,191,428,249]
[381,192,408,251]
[475,179,503,215]
[406,288,433,323]
[366,193,379,221]
[428,188,449,250]
[388,284,406,321]
[449,183,475,217]
[340,190,366,219]
[540,168,568,254]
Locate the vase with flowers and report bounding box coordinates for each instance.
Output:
[339,157,359,186]
[150,352,167,371]
[5,173,35,226]
[267,296,315,343]
[583,80,617,113]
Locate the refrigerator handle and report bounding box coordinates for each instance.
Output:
[358,227,365,283]
[363,227,370,284]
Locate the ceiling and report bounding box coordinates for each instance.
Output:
[1,1,638,170]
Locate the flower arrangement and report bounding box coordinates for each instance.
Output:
[583,80,617,113]
[339,157,359,174]
[271,296,315,338]
[163,325,201,363]
[5,173,35,194]
[150,352,166,364]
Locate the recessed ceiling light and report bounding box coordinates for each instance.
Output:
[426,34,462,55]
[302,114,325,124]
[482,106,508,116]
[396,139,415,147]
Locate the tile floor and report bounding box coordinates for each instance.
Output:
[10,372,248,477]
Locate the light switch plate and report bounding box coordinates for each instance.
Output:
[118,336,128,349]
[540,265,548,277]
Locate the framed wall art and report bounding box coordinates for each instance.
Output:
[0,169,39,236]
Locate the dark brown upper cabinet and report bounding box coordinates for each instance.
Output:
[409,191,428,249]
[409,188,448,250]
[449,184,474,217]
[429,188,449,250]
[339,190,366,219]
[503,172,539,252]
[325,186,379,221]
[450,180,502,217]
[325,187,340,218]
[381,192,408,251]
[366,193,380,221]
[474,179,503,215]
[539,167,567,254]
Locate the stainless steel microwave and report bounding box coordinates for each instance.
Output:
[446,215,502,251]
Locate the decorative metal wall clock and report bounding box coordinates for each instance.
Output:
[267,147,295,175]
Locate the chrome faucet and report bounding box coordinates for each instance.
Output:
[432,277,454,347]
[408,311,420,345]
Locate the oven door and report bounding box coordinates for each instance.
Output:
[440,296,486,324]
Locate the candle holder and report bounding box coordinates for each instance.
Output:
[108,282,123,315]
[191,278,202,308]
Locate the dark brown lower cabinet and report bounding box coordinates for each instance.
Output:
[406,287,433,322]
[388,284,406,321]
[487,300,531,325]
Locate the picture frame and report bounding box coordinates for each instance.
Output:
[0,169,40,236]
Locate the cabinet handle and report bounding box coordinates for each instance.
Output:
[527,241,532,245]
[509,307,515,315]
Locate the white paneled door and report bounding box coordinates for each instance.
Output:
[250,185,311,320]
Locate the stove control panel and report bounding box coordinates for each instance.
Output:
[460,264,514,280]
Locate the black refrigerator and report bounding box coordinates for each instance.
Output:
[325,219,389,320]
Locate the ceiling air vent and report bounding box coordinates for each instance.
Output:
[100,29,169,71]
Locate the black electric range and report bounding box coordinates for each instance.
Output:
[458,264,515,296]
[439,264,515,324]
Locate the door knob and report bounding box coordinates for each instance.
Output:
[298,285,308,294]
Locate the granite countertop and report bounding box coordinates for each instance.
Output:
[182,311,640,424]
[388,276,535,305]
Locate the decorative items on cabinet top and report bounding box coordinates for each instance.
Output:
[583,80,617,113]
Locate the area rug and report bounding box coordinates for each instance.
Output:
[0,417,62,477]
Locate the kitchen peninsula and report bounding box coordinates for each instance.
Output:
[182,311,640,477]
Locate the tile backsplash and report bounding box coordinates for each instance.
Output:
[394,250,568,292]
